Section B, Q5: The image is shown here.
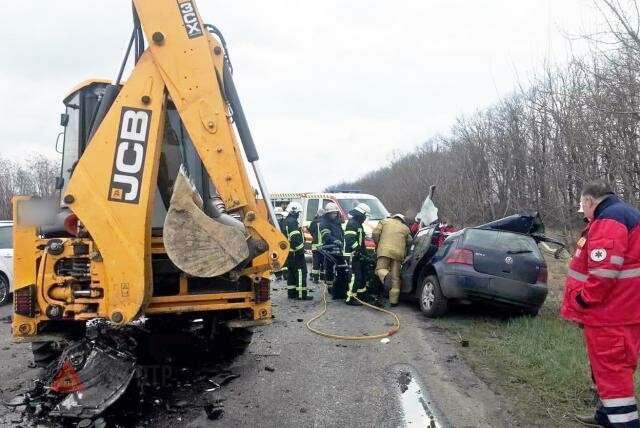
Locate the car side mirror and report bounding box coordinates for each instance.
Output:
[55,176,64,190]
[60,113,69,127]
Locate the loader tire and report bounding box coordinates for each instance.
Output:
[31,342,61,368]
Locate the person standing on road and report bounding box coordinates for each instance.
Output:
[344,203,371,306]
[561,181,640,428]
[284,202,312,300]
[319,203,347,298]
[309,208,326,283]
[373,214,413,306]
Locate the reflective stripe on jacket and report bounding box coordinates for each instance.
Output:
[560,196,640,326]
[344,218,365,257]
[319,216,344,246]
[284,215,305,253]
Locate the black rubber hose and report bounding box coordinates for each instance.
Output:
[222,61,259,162]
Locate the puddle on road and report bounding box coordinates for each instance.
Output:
[397,370,443,428]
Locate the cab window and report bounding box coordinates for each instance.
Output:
[60,93,80,199]
[0,226,13,249]
[306,199,319,221]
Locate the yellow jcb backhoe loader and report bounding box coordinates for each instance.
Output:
[10,0,287,418]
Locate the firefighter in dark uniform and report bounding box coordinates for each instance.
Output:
[284,202,311,300]
[309,208,326,283]
[344,203,371,306]
[319,203,347,298]
[274,206,288,281]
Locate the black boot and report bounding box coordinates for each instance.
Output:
[346,298,362,306]
[574,414,603,427]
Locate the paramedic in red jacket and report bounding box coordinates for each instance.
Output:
[561,181,640,428]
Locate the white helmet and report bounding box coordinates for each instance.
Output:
[317,208,326,216]
[352,203,371,217]
[391,213,406,222]
[324,202,340,214]
[274,206,284,218]
[287,202,302,214]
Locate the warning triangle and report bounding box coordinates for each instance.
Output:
[51,360,85,392]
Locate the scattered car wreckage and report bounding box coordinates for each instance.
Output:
[6,318,249,426]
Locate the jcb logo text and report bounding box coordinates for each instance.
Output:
[108,108,151,204]
[179,1,202,39]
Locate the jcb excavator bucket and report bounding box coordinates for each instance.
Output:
[164,168,249,277]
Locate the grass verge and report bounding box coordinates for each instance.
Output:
[434,256,640,427]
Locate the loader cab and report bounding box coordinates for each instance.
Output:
[58,80,111,203]
[56,80,226,233]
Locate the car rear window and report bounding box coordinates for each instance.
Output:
[462,229,542,260]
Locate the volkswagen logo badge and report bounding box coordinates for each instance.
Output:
[505,256,514,265]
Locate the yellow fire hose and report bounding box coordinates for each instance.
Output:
[306,283,401,340]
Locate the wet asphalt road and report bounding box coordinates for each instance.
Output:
[185,278,521,428]
[0,277,522,427]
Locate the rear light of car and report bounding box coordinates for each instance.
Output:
[446,248,474,265]
[537,266,548,284]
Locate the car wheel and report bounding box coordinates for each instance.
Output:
[0,275,9,305]
[418,275,448,318]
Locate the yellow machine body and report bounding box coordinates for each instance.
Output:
[12,0,288,340]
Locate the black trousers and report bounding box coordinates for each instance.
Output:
[329,255,349,300]
[311,250,324,282]
[287,251,308,299]
[346,257,366,302]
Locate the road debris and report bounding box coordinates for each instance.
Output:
[7,319,252,427]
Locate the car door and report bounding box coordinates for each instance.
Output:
[401,227,435,293]
[0,225,13,289]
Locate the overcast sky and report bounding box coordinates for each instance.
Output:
[0,1,601,192]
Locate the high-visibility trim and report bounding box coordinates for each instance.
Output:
[351,242,358,249]
[588,267,640,279]
[311,269,320,274]
[619,268,640,278]
[610,255,624,266]
[289,243,304,252]
[608,411,638,423]
[357,287,367,293]
[603,397,636,407]
[288,230,302,238]
[298,271,304,299]
[344,231,357,236]
[590,268,618,278]
[345,273,356,302]
[287,285,296,290]
[568,268,588,282]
